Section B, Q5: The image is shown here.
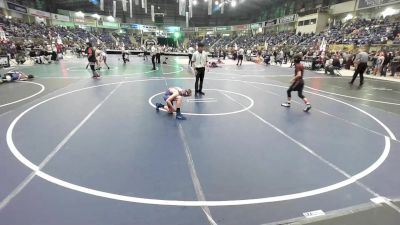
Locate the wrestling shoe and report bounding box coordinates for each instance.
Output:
[176,113,187,120]
[92,73,101,79]
[304,104,312,112]
[156,103,163,111]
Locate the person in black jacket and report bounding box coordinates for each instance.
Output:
[381,52,390,77]
[85,43,91,69]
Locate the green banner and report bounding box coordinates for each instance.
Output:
[216,26,231,31]
[102,21,119,29]
[52,20,75,27]
[250,23,262,29]
[74,18,96,27]
[120,23,131,29]
[165,26,180,33]
[197,27,215,32]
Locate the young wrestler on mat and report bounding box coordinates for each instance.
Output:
[281,55,312,112]
[155,87,192,120]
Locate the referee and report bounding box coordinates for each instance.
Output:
[156,45,161,64]
[237,47,244,66]
[349,50,368,86]
[192,43,208,95]
[188,45,195,66]
[150,44,157,70]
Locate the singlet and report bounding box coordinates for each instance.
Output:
[87,47,96,62]
[294,64,305,83]
[166,87,183,96]
[6,72,21,81]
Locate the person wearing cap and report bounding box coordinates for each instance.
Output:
[191,43,208,95]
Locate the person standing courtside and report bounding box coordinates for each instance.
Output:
[349,50,368,86]
[156,45,162,64]
[188,45,195,66]
[237,47,244,66]
[142,45,148,61]
[151,44,157,70]
[192,43,207,95]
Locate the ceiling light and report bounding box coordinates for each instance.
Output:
[193,0,198,5]
[231,0,236,7]
[215,1,219,5]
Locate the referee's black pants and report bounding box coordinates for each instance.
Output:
[195,67,205,92]
[350,62,367,85]
[156,53,161,64]
[188,54,193,66]
[151,55,156,70]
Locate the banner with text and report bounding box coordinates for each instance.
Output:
[278,14,298,24]
[52,20,75,27]
[102,21,119,28]
[7,2,28,14]
[142,25,157,32]
[264,19,277,27]
[196,27,216,32]
[357,0,400,9]
[51,13,70,21]
[182,27,195,32]
[216,26,231,31]
[232,24,248,31]
[250,23,262,29]
[28,8,51,18]
[166,26,180,33]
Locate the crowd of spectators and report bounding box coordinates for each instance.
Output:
[1,14,399,77]
[184,15,400,77]
[112,33,133,47]
[189,16,400,50]
[0,17,142,50]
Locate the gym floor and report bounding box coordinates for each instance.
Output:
[0,55,399,225]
